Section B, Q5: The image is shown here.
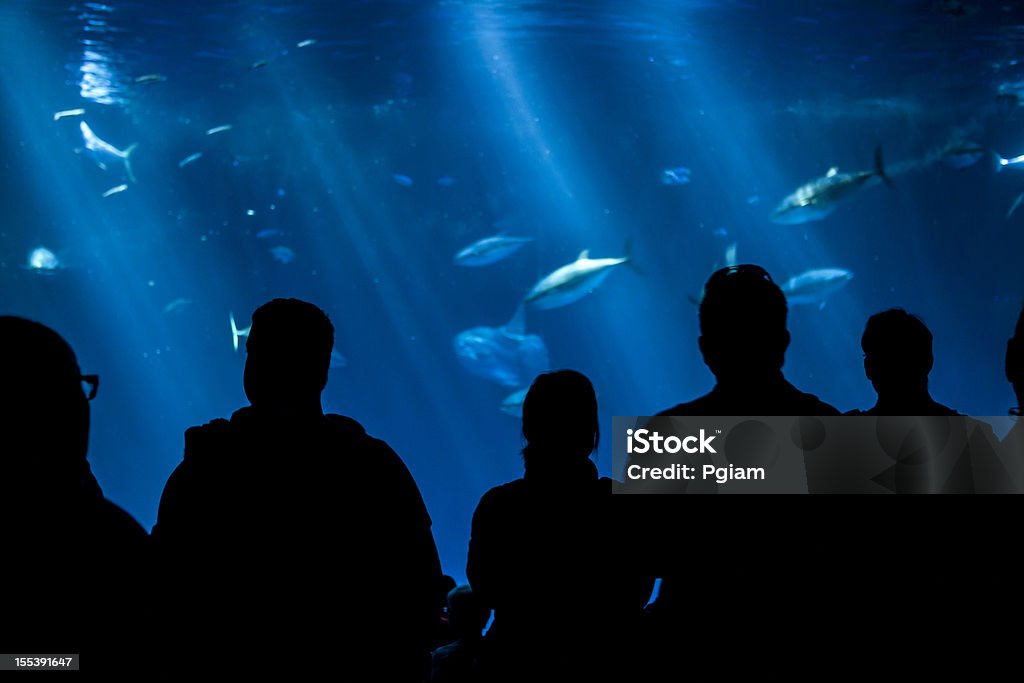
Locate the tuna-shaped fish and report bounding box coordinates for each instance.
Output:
[80,121,137,182]
[781,268,853,309]
[454,234,533,267]
[771,146,891,225]
[525,238,637,310]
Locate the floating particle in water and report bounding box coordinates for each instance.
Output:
[205,124,232,136]
[661,167,691,185]
[297,39,317,48]
[26,246,59,273]
[179,152,203,168]
[246,209,255,216]
[269,245,295,264]
[255,228,281,240]
[393,174,413,187]
[435,175,456,187]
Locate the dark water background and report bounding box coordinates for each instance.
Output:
[2,0,1023,579]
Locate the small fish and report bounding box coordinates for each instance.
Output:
[230,312,251,352]
[101,183,128,198]
[205,124,233,136]
[392,173,414,187]
[297,39,317,48]
[436,175,456,187]
[81,121,138,182]
[1007,192,1024,220]
[26,246,60,273]
[269,245,296,264]
[661,167,692,185]
[53,108,86,121]
[179,152,203,168]
[255,228,282,240]
[454,235,533,267]
[163,298,192,314]
[330,349,347,369]
[135,74,167,85]
[251,59,270,70]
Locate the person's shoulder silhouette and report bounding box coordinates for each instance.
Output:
[657,265,838,416]
[847,308,959,416]
[152,299,442,679]
[0,316,147,672]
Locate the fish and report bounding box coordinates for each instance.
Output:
[771,146,891,225]
[251,59,270,70]
[1007,193,1024,220]
[941,142,986,170]
[269,246,296,264]
[500,387,529,417]
[205,124,233,136]
[393,173,414,187]
[163,298,192,314]
[255,228,282,240]
[80,121,138,182]
[26,246,60,273]
[178,152,203,168]
[230,312,251,352]
[296,39,317,48]
[525,238,637,310]
[53,108,85,121]
[454,305,549,388]
[329,349,347,369]
[661,167,692,185]
[454,235,533,267]
[101,183,128,198]
[134,73,167,84]
[781,268,853,309]
[995,153,1024,170]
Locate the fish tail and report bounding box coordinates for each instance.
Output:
[230,312,250,352]
[874,145,893,187]
[622,235,646,275]
[992,151,1006,174]
[124,143,138,183]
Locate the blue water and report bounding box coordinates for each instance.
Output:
[2,0,1023,579]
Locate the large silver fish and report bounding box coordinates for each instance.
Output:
[781,268,853,309]
[771,146,891,225]
[525,238,636,310]
[453,305,549,388]
[80,121,138,182]
[454,234,533,267]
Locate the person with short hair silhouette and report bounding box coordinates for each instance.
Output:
[1007,304,1024,419]
[467,370,653,682]
[429,585,489,683]
[153,299,443,679]
[658,265,839,416]
[847,308,959,415]
[0,316,148,674]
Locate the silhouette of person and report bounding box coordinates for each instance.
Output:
[429,585,489,683]
[658,265,839,416]
[152,299,443,679]
[846,308,959,415]
[467,370,653,682]
[0,316,148,673]
[1003,304,1024,469]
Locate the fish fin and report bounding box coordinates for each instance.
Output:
[124,143,138,183]
[578,249,590,260]
[874,145,893,187]
[504,302,526,336]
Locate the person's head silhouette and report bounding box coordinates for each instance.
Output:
[1007,304,1024,416]
[0,316,93,483]
[698,265,789,382]
[861,309,933,398]
[521,370,598,471]
[445,585,489,641]
[243,299,334,415]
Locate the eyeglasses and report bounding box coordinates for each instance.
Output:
[80,374,99,401]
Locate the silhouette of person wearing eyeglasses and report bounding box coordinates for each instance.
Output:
[152,299,443,679]
[0,316,148,673]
